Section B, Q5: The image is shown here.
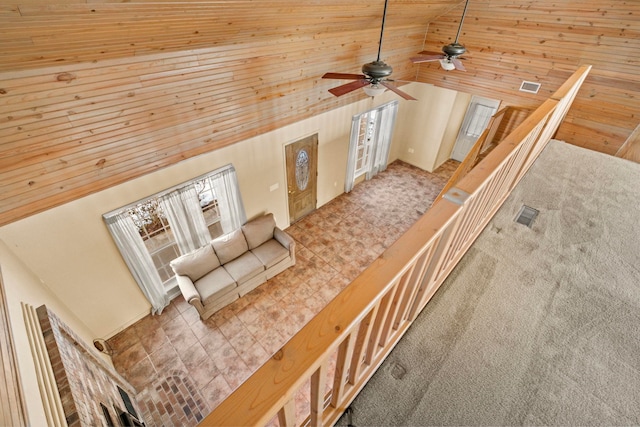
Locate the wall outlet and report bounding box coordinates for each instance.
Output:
[269,183,279,192]
[408,148,415,153]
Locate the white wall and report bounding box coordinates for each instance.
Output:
[392,84,471,172]
[0,92,401,340]
[0,238,98,426]
[435,91,473,167]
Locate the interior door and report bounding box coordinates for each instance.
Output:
[285,134,318,223]
[451,95,501,161]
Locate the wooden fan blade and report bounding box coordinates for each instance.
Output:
[328,79,370,97]
[452,58,466,71]
[380,81,416,101]
[322,72,367,80]
[411,54,444,63]
[416,50,443,56]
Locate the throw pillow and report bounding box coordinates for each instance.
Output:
[211,228,249,264]
[170,244,220,282]
[242,213,276,250]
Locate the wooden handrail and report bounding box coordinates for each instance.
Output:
[200,65,591,427]
[434,126,491,204]
[551,65,592,101]
[434,105,509,204]
[616,123,640,163]
[483,105,509,150]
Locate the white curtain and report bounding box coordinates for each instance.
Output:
[345,101,398,192]
[159,186,210,254]
[466,104,495,137]
[368,100,398,179]
[345,116,360,193]
[104,213,169,314]
[211,167,246,233]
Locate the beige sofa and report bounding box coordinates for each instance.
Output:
[170,213,296,320]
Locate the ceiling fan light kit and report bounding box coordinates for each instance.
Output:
[363,84,387,97]
[411,0,471,72]
[439,59,456,71]
[322,0,416,101]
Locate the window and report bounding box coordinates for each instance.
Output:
[127,198,179,287]
[195,177,223,239]
[104,164,245,313]
[466,103,496,138]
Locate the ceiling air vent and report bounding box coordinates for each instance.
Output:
[515,205,539,228]
[519,81,541,94]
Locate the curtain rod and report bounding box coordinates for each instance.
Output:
[102,163,235,218]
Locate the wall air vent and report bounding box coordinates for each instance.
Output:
[515,205,539,228]
[519,81,541,94]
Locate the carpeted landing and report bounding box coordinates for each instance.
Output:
[337,140,640,426]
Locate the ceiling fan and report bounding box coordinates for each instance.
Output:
[411,0,470,71]
[322,0,416,101]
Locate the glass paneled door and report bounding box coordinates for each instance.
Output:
[451,95,501,161]
[285,134,318,223]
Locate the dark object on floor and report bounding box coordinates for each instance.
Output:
[345,407,355,427]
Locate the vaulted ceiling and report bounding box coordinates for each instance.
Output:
[1,0,462,73]
[0,0,638,226]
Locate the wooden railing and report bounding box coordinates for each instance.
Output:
[615,123,640,163]
[435,104,536,205]
[480,105,508,152]
[434,127,487,204]
[200,65,592,427]
[492,106,533,147]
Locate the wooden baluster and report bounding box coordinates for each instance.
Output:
[309,361,328,427]
[365,284,398,364]
[330,332,358,408]
[348,306,379,385]
[278,398,297,427]
[380,268,413,345]
[395,248,433,328]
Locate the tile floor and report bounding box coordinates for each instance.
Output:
[107,159,458,426]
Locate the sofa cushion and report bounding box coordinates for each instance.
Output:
[251,239,289,269]
[211,229,249,264]
[194,268,237,305]
[223,251,264,284]
[242,213,276,250]
[170,244,220,282]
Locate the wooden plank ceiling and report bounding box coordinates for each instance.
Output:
[417,0,639,154]
[0,0,462,226]
[0,0,638,226]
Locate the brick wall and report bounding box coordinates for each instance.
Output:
[37,305,144,426]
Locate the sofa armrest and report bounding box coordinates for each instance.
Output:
[175,274,201,305]
[274,227,296,257]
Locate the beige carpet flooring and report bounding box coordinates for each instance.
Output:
[337,140,640,426]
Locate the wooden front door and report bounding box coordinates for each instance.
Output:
[285,134,318,223]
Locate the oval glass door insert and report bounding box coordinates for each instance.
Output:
[295,149,310,190]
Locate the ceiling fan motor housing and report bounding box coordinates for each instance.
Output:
[362,60,393,81]
[442,43,466,57]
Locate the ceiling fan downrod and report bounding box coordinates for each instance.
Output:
[363,0,393,82]
[453,0,470,45]
[376,0,390,62]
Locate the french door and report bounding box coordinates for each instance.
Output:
[346,101,399,192]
